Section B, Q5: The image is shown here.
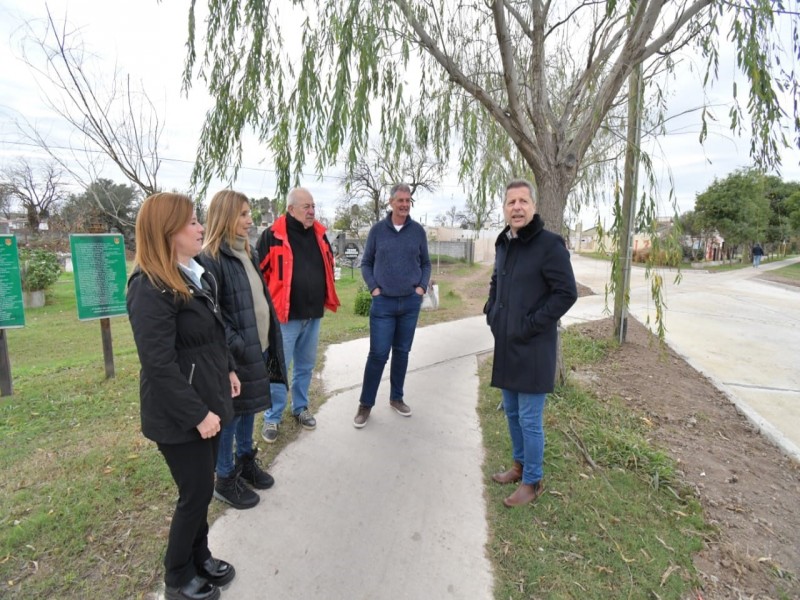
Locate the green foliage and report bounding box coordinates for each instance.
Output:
[786,191,800,232]
[353,287,372,316]
[18,248,62,291]
[184,1,799,237]
[695,168,771,253]
[762,176,800,244]
[58,179,141,240]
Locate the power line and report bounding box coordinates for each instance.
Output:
[0,137,286,176]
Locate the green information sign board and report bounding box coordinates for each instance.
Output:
[0,235,25,329]
[70,234,128,321]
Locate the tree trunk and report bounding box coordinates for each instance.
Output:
[613,62,643,343]
[533,172,573,386]
[535,173,570,234]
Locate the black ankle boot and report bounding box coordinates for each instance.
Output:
[213,465,259,509]
[236,448,275,490]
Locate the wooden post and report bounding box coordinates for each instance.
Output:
[0,329,12,396]
[100,318,115,379]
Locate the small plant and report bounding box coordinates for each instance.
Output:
[19,248,62,292]
[353,286,372,316]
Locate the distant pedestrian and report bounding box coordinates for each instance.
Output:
[752,243,764,268]
[353,183,431,428]
[257,187,340,443]
[127,192,237,600]
[485,180,577,508]
[198,190,288,510]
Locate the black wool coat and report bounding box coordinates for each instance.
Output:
[127,268,235,445]
[197,243,288,416]
[484,215,578,394]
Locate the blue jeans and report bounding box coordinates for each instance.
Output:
[264,318,321,424]
[215,413,254,478]
[359,293,423,406]
[753,254,762,267]
[502,390,547,484]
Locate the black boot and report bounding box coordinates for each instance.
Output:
[214,465,260,509]
[236,447,275,490]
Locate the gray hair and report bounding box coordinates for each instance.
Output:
[389,183,412,200]
[287,187,304,207]
[505,179,537,201]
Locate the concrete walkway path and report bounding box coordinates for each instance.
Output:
[206,318,496,599]
[200,253,799,599]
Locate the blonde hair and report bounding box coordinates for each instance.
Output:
[132,192,195,300]
[203,190,251,258]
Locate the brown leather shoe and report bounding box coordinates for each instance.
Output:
[353,405,372,429]
[503,480,544,508]
[491,462,523,484]
[389,400,412,416]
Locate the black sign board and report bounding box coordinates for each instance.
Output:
[344,243,360,259]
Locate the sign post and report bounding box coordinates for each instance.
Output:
[0,235,24,396]
[344,242,360,279]
[70,234,128,379]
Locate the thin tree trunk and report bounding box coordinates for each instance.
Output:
[613,62,643,343]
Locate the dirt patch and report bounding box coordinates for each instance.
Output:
[430,261,595,318]
[757,272,800,289]
[571,318,800,599]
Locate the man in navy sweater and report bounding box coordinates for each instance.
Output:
[353,183,432,428]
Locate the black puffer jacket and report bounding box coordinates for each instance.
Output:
[197,243,288,416]
[127,267,235,445]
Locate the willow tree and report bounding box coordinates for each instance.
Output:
[183,0,799,234]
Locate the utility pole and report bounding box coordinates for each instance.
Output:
[613,61,643,343]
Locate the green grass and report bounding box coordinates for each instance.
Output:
[702,253,797,272]
[480,327,709,598]
[575,250,612,261]
[1,266,714,598]
[770,261,800,280]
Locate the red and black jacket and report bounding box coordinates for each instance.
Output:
[256,214,340,323]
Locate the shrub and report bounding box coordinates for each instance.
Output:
[19,248,62,291]
[354,287,372,316]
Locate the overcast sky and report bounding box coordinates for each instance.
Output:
[1,0,798,230]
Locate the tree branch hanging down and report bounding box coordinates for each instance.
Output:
[182,0,800,235]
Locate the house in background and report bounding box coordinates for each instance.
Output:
[569,225,603,253]
[630,218,675,258]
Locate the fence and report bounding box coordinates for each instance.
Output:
[333,236,476,265]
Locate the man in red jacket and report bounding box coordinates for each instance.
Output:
[257,188,340,443]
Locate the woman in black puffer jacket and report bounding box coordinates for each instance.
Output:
[127,192,238,600]
[198,190,287,511]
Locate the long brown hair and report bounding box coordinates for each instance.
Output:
[132,192,195,300]
[203,189,250,259]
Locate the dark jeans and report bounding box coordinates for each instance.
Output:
[157,436,219,587]
[358,293,423,406]
[216,413,255,477]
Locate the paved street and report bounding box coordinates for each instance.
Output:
[567,254,800,460]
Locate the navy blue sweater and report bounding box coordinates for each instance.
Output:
[361,213,432,297]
